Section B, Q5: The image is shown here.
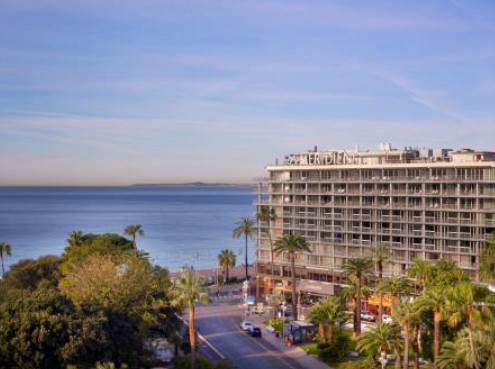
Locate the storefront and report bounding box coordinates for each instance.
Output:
[365,294,392,316]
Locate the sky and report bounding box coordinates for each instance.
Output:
[0,0,494,185]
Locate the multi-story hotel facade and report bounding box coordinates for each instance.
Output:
[255,144,495,301]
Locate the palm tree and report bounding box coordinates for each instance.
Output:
[393,297,420,369]
[356,323,400,366]
[308,296,347,344]
[444,282,488,369]
[232,217,255,281]
[172,271,211,369]
[256,205,277,292]
[307,301,329,344]
[273,234,311,321]
[343,257,374,336]
[408,259,431,292]
[217,249,236,284]
[377,276,413,314]
[340,276,372,339]
[124,224,144,251]
[0,242,12,276]
[479,233,495,281]
[438,337,472,369]
[371,243,391,323]
[416,287,449,366]
[66,230,85,247]
[0,242,11,277]
[321,296,347,344]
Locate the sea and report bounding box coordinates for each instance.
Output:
[0,186,256,272]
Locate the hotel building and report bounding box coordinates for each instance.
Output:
[255,144,495,300]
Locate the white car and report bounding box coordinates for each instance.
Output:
[382,315,392,324]
[240,321,253,331]
[360,311,376,322]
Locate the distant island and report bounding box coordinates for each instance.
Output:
[132,181,256,188]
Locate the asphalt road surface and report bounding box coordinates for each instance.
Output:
[194,299,307,369]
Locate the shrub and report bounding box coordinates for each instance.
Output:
[319,334,352,361]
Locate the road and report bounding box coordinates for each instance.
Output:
[193,299,307,369]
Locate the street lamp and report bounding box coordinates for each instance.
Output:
[281,301,287,339]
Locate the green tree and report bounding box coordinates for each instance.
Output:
[307,301,328,344]
[232,217,255,281]
[377,276,413,314]
[1,255,62,292]
[172,271,211,369]
[217,249,236,284]
[356,323,400,363]
[408,258,431,293]
[63,233,134,265]
[273,234,311,321]
[428,259,467,290]
[392,297,420,369]
[124,224,144,251]
[320,296,347,344]
[0,242,12,277]
[256,205,277,292]
[339,276,372,339]
[67,230,85,247]
[444,282,489,369]
[60,255,155,312]
[480,233,495,281]
[343,257,374,337]
[438,310,495,369]
[416,287,449,366]
[370,243,391,323]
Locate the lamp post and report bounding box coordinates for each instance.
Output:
[281,301,287,339]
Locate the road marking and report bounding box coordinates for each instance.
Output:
[230,319,300,369]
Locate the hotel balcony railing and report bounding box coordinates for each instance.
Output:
[269,175,495,183]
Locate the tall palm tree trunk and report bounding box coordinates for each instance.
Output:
[352,298,358,338]
[355,274,362,336]
[133,234,137,250]
[245,233,248,280]
[412,324,420,369]
[318,324,326,344]
[226,265,229,284]
[0,253,4,276]
[189,305,196,369]
[394,342,402,369]
[433,310,441,366]
[378,263,383,324]
[403,324,410,369]
[290,252,298,321]
[268,225,275,294]
[328,323,334,344]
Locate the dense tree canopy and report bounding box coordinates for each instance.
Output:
[0,231,178,369]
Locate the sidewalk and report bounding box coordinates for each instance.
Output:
[248,313,331,369]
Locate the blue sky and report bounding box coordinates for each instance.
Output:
[0,0,494,185]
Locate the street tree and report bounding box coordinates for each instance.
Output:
[273,234,311,321]
[232,217,255,281]
[124,224,144,251]
[343,257,374,337]
[172,271,211,369]
[217,249,236,284]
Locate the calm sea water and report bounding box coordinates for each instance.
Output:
[0,186,255,271]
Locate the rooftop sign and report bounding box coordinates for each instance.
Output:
[285,150,360,166]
